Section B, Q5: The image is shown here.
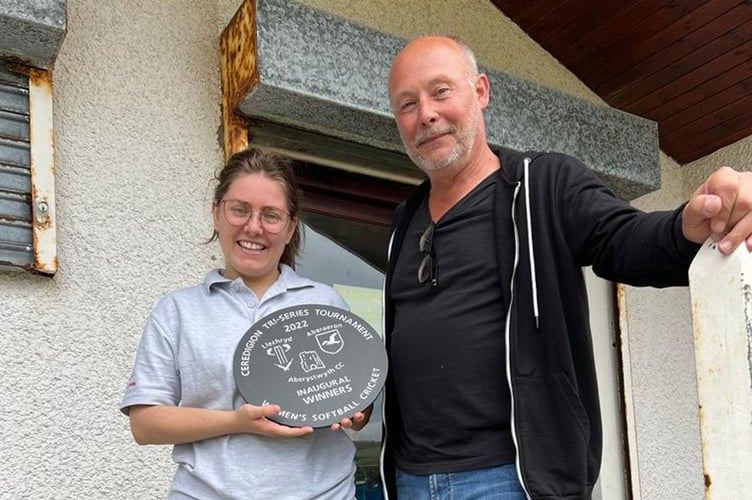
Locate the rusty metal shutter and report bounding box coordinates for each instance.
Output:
[0,60,33,271]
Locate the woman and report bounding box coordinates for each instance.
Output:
[120,149,369,499]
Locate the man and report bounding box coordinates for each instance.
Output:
[379,35,752,500]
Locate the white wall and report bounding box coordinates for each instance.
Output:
[1,0,227,497]
[625,155,706,499]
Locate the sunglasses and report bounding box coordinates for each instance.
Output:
[418,222,438,285]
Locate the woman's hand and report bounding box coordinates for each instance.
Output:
[128,403,312,445]
[234,403,314,437]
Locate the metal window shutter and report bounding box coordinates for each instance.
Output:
[0,60,33,270]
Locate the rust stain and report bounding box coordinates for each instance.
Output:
[33,196,52,231]
[3,62,57,275]
[30,69,57,176]
[742,282,752,390]
[32,257,57,276]
[615,283,628,325]
[8,63,55,90]
[697,401,705,428]
[27,67,58,275]
[34,218,52,231]
[27,67,54,88]
[6,62,31,76]
[616,283,626,303]
[220,0,259,160]
[33,240,43,267]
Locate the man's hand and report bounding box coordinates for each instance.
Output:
[682,166,752,255]
[330,405,373,432]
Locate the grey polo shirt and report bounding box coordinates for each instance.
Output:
[121,265,356,499]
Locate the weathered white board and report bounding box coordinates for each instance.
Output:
[688,239,752,498]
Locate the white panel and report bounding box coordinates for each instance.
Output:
[689,239,752,498]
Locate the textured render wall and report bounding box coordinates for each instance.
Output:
[0,0,225,497]
[681,135,752,193]
[299,1,705,498]
[628,154,705,499]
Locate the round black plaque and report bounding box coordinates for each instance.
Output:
[233,304,388,427]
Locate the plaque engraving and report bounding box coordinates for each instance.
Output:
[234,304,388,427]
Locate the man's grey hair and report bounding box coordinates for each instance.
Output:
[446,35,480,78]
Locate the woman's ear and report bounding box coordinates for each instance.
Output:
[286,217,299,244]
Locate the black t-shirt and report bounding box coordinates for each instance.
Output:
[390,173,515,474]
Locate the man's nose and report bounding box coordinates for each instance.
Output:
[418,101,438,126]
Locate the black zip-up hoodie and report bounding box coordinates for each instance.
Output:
[379,148,700,500]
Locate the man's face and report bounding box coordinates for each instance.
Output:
[388,37,487,174]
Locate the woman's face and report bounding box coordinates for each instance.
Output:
[213,173,296,294]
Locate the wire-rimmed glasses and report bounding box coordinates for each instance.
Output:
[418,222,437,285]
[219,199,291,234]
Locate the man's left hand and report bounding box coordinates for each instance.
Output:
[682,166,752,255]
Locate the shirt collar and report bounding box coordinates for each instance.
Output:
[203,264,314,296]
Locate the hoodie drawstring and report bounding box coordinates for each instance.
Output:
[523,157,540,329]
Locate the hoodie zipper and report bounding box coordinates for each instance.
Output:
[508,158,533,500]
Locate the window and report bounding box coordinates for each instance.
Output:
[297,221,386,498]
[0,59,56,274]
[291,161,415,499]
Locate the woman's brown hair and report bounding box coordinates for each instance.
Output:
[208,149,302,268]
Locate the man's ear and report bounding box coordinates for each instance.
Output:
[475,73,491,109]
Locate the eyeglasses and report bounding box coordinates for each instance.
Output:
[418,222,438,285]
[219,199,291,234]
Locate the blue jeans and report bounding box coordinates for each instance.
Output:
[396,464,527,500]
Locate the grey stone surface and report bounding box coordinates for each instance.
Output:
[238,0,660,200]
[241,0,402,150]
[0,0,67,69]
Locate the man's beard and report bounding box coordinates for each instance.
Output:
[403,108,481,173]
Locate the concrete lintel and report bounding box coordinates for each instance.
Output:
[228,0,660,200]
[0,0,67,69]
